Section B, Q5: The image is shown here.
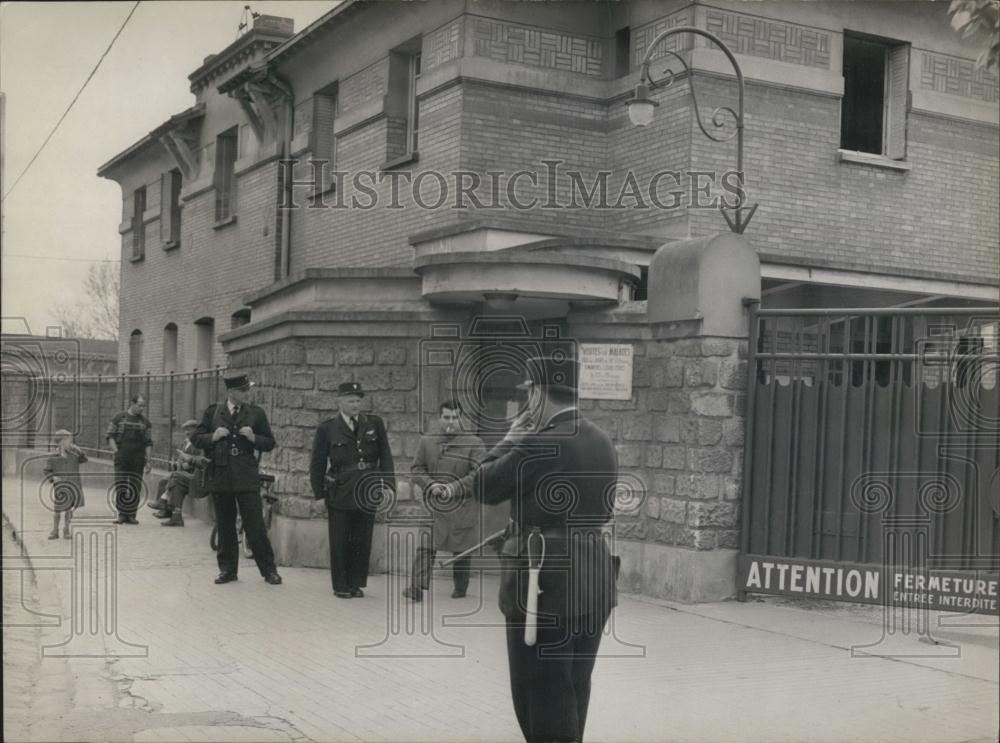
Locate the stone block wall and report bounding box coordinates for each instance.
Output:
[228,335,429,520]
[569,308,750,600]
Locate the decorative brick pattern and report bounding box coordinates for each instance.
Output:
[632,8,694,70]
[470,17,604,76]
[340,59,388,113]
[423,17,462,71]
[704,9,831,68]
[920,51,998,103]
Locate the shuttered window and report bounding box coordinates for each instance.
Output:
[214,128,238,222]
[131,186,146,260]
[160,169,182,246]
[840,33,910,160]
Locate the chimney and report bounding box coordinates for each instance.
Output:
[253,15,294,36]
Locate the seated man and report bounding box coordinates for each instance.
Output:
[149,419,207,526]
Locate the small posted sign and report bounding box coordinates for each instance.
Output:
[578,344,634,401]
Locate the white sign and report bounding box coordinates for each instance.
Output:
[578,344,634,400]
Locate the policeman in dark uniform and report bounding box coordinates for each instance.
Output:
[191,374,282,586]
[442,355,619,743]
[309,382,395,598]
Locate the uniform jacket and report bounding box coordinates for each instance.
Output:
[191,402,275,493]
[411,430,486,552]
[106,412,153,462]
[455,408,618,621]
[310,413,396,511]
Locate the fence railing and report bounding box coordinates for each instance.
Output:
[1,367,225,466]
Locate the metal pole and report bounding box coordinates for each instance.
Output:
[168,371,175,464]
[96,373,103,454]
[737,299,760,601]
[192,369,198,420]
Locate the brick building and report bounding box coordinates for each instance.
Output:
[98,0,999,600]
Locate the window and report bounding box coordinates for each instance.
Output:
[615,27,631,78]
[194,317,214,370]
[129,330,143,374]
[160,169,182,246]
[214,128,238,222]
[131,186,146,260]
[386,39,422,163]
[311,83,338,192]
[840,34,910,159]
[408,52,421,154]
[162,323,178,373]
[231,309,251,329]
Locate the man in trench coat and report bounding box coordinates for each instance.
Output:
[403,400,486,601]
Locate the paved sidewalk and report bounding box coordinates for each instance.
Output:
[3,473,998,743]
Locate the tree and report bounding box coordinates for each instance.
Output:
[52,262,120,340]
[950,0,1000,71]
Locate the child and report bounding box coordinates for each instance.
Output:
[44,429,88,539]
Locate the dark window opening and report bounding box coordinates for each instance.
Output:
[615,27,631,78]
[634,266,648,301]
[214,128,238,222]
[841,36,886,154]
[841,33,910,158]
[132,186,146,259]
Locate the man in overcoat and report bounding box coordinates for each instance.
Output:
[192,375,281,586]
[310,382,396,598]
[404,400,486,601]
[441,355,619,743]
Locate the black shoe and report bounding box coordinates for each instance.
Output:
[402,586,423,602]
[154,510,172,519]
[125,516,139,525]
[350,588,364,598]
[147,501,167,511]
[113,515,128,524]
[451,589,466,599]
[161,516,184,527]
[333,590,353,598]
[264,572,283,585]
[214,573,238,584]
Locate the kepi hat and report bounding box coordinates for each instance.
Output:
[181,419,199,429]
[224,374,252,391]
[336,381,365,397]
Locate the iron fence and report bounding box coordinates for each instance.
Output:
[1,367,225,465]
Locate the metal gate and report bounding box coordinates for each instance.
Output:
[738,307,1000,613]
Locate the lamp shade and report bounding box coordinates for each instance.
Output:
[626,82,658,127]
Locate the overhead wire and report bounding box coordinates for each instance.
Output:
[1,1,142,203]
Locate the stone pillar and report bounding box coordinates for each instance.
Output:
[569,233,760,602]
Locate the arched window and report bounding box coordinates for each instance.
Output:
[162,323,178,373]
[128,330,143,374]
[194,317,214,370]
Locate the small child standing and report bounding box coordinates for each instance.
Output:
[44,429,88,539]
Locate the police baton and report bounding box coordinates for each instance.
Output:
[436,527,507,568]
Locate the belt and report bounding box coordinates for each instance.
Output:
[334,461,375,475]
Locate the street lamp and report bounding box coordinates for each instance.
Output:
[627,27,758,234]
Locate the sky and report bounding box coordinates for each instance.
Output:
[0,0,333,337]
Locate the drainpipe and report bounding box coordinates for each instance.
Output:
[268,72,294,279]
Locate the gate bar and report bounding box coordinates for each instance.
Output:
[737,299,760,600]
[755,308,997,317]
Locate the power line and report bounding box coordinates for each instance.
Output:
[1,1,142,203]
[2,253,120,263]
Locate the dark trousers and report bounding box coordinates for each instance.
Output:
[504,614,606,743]
[410,546,470,592]
[213,490,275,577]
[113,458,144,517]
[327,508,375,592]
[165,471,193,509]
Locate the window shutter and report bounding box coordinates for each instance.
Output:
[884,44,910,160]
[160,172,173,243]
